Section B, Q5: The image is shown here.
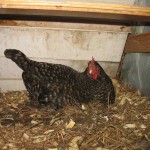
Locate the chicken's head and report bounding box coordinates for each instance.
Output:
[88,57,100,80]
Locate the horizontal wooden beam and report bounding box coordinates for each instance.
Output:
[0,20,131,33]
[124,33,150,53]
[0,1,150,23]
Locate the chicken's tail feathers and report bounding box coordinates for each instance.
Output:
[4,49,30,71]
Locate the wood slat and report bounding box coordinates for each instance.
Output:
[0,20,131,32]
[0,1,150,23]
[124,33,150,53]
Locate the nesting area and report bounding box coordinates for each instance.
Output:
[0,79,149,150]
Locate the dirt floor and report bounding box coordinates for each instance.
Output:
[0,79,150,150]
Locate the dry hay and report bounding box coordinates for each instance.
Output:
[0,79,150,150]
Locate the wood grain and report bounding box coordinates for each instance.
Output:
[0,1,150,22]
[0,20,131,32]
[124,33,150,53]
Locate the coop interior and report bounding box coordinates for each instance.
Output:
[0,0,150,150]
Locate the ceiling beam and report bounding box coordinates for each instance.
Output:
[0,1,150,23]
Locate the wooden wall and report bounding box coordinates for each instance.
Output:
[0,22,130,92]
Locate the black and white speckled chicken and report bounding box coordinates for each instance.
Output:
[4,49,115,109]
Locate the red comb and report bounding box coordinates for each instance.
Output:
[91,56,95,64]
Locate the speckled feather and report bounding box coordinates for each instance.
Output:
[4,49,115,109]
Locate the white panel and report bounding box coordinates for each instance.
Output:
[0,27,127,62]
[0,57,118,79]
[0,80,26,92]
[0,57,23,79]
[0,25,126,92]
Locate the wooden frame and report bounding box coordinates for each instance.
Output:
[0,1,150,23]
[116,33,150,78]
[124,33,150,53]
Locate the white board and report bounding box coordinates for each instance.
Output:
[0,25,127,92]
[0,27,127,62]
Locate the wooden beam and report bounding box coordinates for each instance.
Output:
[124,33,150,53]
[0,1,150,23]
[0,20,131,33]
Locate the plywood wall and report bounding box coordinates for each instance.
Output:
[0,27,128,61]
[0,22,129,92]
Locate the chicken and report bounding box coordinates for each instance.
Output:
[4,49,115,109]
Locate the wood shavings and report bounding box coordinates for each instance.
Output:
[66,119,75,129]
[119,97,127,105]
[22,133,29,141]
[44,129,54,135]
[31,120,39,125]
[81,104,86,110]
[140,124,146,129]
[33,138,42,144]
[2,143,17,150]
[69,136,83,149]
[103,116,109,122]
[0,81,149,149]
[96,147,109,150]
[11,103,18,109]
[113,114,124,120]
[123,124,136,129]
[143,114,150,120]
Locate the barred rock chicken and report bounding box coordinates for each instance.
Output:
[4,49,115,109]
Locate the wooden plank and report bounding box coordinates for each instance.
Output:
[0,20,131,33]
[0,1,150,23]
[0,26,127,62]
[124,33,150,53]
